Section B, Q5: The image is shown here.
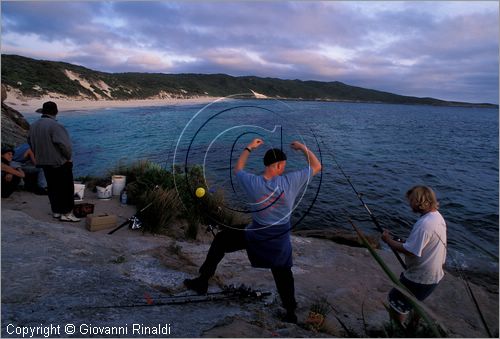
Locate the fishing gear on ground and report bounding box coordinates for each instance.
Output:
[108,185,160,235]
[206,224,219,237]
[82,284,271,309]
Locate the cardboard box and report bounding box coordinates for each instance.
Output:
[86,214,117,232]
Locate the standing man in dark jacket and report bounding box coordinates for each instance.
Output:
[28,101,80,222]
[184,138,322,323]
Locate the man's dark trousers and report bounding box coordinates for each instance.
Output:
[42,162,75,214]
[199,228,297,312]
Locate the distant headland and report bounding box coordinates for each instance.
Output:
[1,54,497,109]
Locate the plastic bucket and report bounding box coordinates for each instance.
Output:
[112,175,126,196]
[96,184,112,199]
[74,183,85,201]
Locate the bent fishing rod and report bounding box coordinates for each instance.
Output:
[322,141,407,269]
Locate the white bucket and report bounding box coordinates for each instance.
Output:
[112,175,126,196]
[96,184,112,199]
[74,183,85,201]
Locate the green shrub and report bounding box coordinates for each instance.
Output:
[92,160,251,237]
[137,187,181,234]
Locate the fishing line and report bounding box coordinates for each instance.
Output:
[450,231,498,262]
[163,137,177,170]
[320,138,407,269]
[280,125,283,150]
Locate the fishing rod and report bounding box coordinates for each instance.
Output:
[452,258,493,337]
[434,234,493,338]
[322,141,407,269]
[108,185,160,235]
[82,284,270,309]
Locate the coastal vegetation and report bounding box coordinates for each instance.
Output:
[2,54,497,108]
[81,160,250,239]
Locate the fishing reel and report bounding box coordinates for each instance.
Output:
[130,216,142,230]
[222,284,271,299]
[206,224,219,237]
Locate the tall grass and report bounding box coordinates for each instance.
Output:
[105,160,249,238]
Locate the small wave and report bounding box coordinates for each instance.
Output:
[484,213,500,223]
[442,202,465,209]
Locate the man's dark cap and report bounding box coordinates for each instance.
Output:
[263,148,287,166]
[37,101,58,115]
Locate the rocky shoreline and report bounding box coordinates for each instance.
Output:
[1,90,498,337]
[1,190,498,338]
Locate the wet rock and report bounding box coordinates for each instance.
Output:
[294,228,380,249]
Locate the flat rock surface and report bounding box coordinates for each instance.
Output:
[1,191,498,337]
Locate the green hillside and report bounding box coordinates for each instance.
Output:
[1,54,496,108]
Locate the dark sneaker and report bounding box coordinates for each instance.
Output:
[283,311,298,324]
[34,187,48,195]
[183,277,208,295]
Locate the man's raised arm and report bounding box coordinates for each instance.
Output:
[290,141,322,176]
[234,138,264,174]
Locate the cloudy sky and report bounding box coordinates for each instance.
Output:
[1,1,498,104]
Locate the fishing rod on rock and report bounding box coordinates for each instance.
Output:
[82,284,270,309]
[321,140,407,269]
[108,185,161,235]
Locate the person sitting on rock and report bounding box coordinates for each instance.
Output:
[12,143,47,195]
[1,146,25,198]
[184,138,322,324]
[382,185,447,329]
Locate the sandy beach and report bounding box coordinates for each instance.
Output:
[4,93,221,115]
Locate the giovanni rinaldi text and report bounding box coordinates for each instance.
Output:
[5,323,172,337]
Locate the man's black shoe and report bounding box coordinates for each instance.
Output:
[283,311,298,324]
[183,277,208,295]
[34,187,48,195]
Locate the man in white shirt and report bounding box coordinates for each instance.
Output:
[382,185,447,327]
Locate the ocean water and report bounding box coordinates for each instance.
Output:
[24,99,499,273]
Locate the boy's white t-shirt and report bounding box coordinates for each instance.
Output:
[403,211,447,284]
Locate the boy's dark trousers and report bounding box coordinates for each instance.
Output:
[199,228,297,312]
